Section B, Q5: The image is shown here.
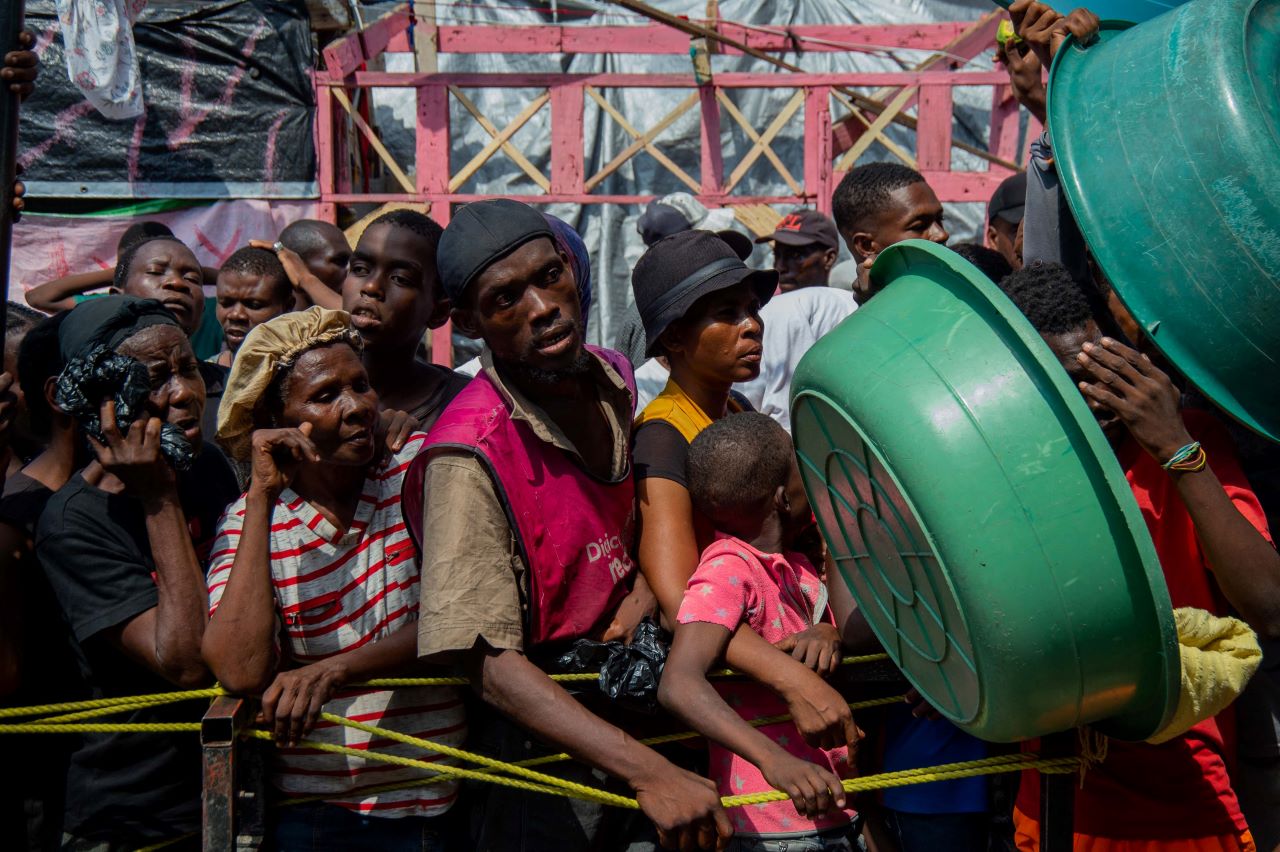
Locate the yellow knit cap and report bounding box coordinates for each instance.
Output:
[215,306,364,463]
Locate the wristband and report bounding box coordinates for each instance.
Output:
[1162,441,1206,473]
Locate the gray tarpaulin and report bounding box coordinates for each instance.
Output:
[364,0,1015,350]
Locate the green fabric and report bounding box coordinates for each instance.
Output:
[73,293,224,360]
[189,298,224,361]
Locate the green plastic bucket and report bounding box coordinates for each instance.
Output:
[1048,0,1280,442]
[790,241,1179,743]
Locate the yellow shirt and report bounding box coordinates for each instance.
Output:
[634,377,745,442]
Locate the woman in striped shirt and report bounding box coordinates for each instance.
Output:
[202,308,465,851]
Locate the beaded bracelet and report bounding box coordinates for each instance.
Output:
[1162,441,1207,473]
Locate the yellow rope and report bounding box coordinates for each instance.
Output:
[0,655,895,718]
[39,697,204,724]
[242,728,632,807]
[0,722,201,734]
[0,687,224,719]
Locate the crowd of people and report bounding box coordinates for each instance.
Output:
[0,2,1277,852]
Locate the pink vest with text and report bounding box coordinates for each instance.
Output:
[404,346,638,648]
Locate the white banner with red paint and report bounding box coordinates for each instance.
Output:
[9,199,320,302]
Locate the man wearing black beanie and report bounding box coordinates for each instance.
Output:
[404,199,731,851]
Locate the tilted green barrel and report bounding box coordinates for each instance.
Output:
[1048,0,1280,441]
[790,241,1179,743]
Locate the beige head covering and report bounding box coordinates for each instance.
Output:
[216,306,364,462]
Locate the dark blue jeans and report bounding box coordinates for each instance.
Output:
[272,801,458,852]
[882,810,989,852]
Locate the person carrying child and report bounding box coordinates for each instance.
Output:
[660,411,864,852]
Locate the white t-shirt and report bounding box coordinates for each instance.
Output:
[735,287,856,431]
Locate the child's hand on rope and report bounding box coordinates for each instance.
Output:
[259,658,349,747]
[757,751,847,818]
[774,623,842,678]
[779,667,862,752]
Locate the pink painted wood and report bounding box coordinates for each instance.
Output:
[329,71,1012,89]
[804,86,833,215]
[915,84,953,171]
[322,7,413,77]
[434,22,975,56]
[416,84,450,195]
[550,84,585,194]
[829,11,1004,156]
[987,83,1022,175]
[315,74,336,202]
[699,86,723,196]
[428,202,453,367]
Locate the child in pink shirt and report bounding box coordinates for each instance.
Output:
[658,412,864,851]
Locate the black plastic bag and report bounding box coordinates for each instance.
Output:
[554,618,670,713]
[55,344,196,472]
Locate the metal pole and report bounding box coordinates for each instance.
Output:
[0,0,26,341]
[1039,731,1075,852]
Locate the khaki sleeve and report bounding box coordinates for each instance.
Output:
[417,451,526,659]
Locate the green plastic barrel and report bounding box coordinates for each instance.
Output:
[790,241,1179,743]
[1048,0,1280,442]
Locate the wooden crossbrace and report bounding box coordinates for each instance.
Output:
[831,90,918,170]
[715,91,802,196]
[331,88,416,194]
[449,91,550,192]
[449,86,551,191]
[723,90,804,194]
[835,85,918,172]
[584,89,701,194]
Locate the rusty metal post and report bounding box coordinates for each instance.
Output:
[1039,731,1075,852]
[202,696,266,852]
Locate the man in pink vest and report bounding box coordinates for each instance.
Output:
[409,199,731,851]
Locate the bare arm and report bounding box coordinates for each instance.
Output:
[1080,338,1280,638]
[469,642,733,849]
[637,476,859,748]
[659,622,848,818]
[202,487,282,694]
[111,490,211,687]
[25,268,113,313]
[92,406,211,687]
[249,241,342,311]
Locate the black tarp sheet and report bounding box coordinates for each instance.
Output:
[18,0,316,198]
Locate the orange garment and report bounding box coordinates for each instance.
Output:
[1013,806,1256,852]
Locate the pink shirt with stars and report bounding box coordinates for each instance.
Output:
[676,536,856,837]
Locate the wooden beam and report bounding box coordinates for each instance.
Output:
[584,89,701,193]
[699,86,725,196]
[450,86,551,191]
[605,0,1020,172]
[448,91,550,192]
[322,4,412,77]
[916,84,954,171]
[331,88,416,194]
[551,83,586,194]
[804,86,833,214]
[717,91,803,195]
[435,22,976,56]
[412,2,438,73]
[835,85,917,172]
[831,90,917,169]
[331,70,1012,89]
[416,84,450,195]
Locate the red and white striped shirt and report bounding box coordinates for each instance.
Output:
[207,432,465,818]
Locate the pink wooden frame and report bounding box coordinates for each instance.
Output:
[316,8,1033,365]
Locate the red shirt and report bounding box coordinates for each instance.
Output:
[1019,410,1271,838]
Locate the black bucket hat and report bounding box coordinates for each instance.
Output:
[631,230,777,357]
